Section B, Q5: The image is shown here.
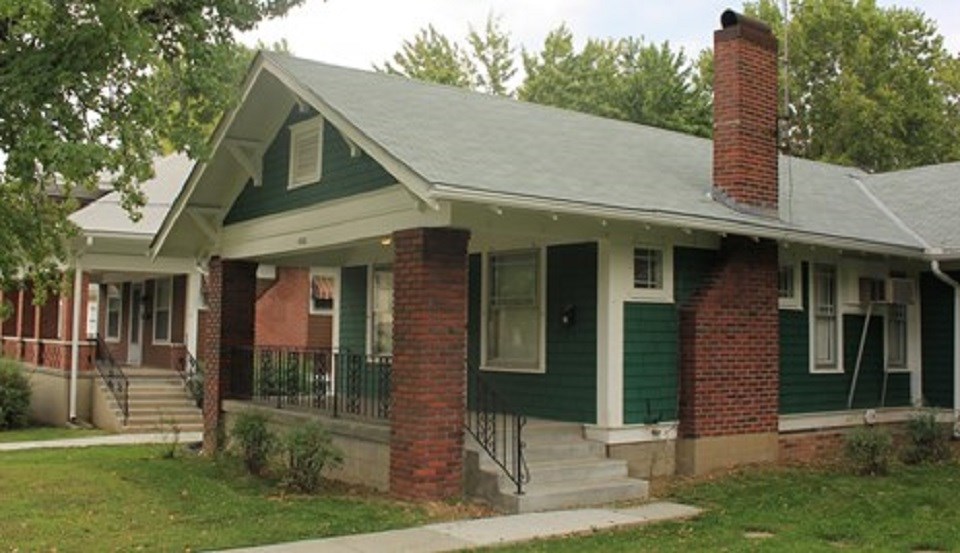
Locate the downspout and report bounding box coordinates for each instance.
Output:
[930,260,960,438]
[69,259,83,423]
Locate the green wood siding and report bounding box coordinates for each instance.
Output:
[921,271,957,408]
[467,243,598,423]
[623,303,677,423]
[780,264,911,413]
[339,266,367,354]
[224,109,395,224]
[674,247,717,305]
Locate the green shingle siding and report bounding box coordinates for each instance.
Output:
[779,263,911,414]
[623,303,677,423]
[467,243,598,423]
[224,108,395,224]
[339,266,367,354]
[674,247,717,305]
[921,271,956,408]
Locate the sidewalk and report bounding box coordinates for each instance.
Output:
[221,502,702,553]
[0,432,203,451]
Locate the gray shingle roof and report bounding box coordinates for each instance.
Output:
[70,153,192,237]
[266,53,928,253]
[865,162,960,255]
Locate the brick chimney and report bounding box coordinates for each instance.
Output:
[712,10,779,217]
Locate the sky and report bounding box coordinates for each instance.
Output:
[240,0,960,73]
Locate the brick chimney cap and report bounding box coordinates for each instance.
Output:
[720,9,772,34]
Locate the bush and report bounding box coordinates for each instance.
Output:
[280,422,343,493]
[0,360,31,430]
[845,425,894,476]
[904,409,952,465]
[230,412,275,475]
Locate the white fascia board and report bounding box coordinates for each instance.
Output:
[261,57,438,211]
[151,54,271,259]
[431,185,927,259]
[81,253,196,275]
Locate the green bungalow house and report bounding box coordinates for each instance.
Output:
[148,12,959,511]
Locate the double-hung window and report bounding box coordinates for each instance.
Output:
[370,268,393,357]
[153,278,173,343]
[485,250,541,371]
[812,264,839,371]
[887,302,908,370]
[288,117,323,188]
[106,285,122,341]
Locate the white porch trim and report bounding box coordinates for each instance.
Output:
[778,407,955,433]
[584,422,679,444]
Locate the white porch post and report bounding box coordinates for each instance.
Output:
[185,270,202,358]
[596,237,629,428]
[69,260,83,422]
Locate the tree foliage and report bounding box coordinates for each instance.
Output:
[0,0,301,298]
[745,0,960,172]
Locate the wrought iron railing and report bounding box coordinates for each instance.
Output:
[94,335,129,424]
[229,347,391,422]
[176,349,203,408]
[465,369,529,495]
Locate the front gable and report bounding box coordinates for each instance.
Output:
[224,107,396,225]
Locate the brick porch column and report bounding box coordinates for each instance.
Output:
[199,257,256,453]
[678,236,780,474]
[390,227,470,500]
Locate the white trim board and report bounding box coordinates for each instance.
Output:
[779,408,955,433]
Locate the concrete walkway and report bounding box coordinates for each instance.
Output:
[0,432,203,451]
[221,502,701,553]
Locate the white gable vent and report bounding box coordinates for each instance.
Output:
[288,117,323,188]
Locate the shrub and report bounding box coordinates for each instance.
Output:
[845,425,894,476]
[904,409,952,465]
[280,422,343,493]
[230,412,275,475]
[0,360,31,430]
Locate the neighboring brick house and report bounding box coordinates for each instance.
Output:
[6,12,958,505]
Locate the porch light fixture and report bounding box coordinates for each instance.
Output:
[380,236,392,246]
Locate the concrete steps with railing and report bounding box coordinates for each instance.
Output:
[465,419,649,513]
[96,367,203,434]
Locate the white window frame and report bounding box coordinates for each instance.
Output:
[105,284,123,342]
[287,116,323,189]
[778,262,803,310]
[367,266,393,358]
[809,263,843,374]
[628,244,674,303]
[153,277,174,344]
[309,268,338,316]
[886,301,909,372]
[480,248,547,374]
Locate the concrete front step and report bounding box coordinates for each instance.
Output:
[498,478,650,514]
[489,457,629,488]
[121,423,204,434]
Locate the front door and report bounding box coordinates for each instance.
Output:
[128,283,143,366]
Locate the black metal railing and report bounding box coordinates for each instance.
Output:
[177,349,203,408]
[229,347,391,422]
[465,369,529,495]
[94,336,129,424]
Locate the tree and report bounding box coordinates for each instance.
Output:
[0,0,302,300]
[376,25,477,88]
[467,14,517,96]
[744,0,960,172]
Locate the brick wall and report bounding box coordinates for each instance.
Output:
[255,267,310,348]
[390,227,470,500]
[679,236,780,438]
[779,430,847,464]
[199,258,256,452]
[712,12,779,213]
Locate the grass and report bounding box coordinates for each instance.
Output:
[499,463,960,552]
[0,425,107,443]
[0,445,430,551]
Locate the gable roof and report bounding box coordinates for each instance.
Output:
[153,51,959,260]
[70,153,192,239]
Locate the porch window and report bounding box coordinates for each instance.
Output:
[811,264,839,372]
[153,277,173,343]
[485,250,541,371]
[887,302,908,370]
[370,268,393,356]
[288,117,323,189]
[310,269,337,315]
[105,285,122,341]
[778,263,802,310]
[633,248,663,289]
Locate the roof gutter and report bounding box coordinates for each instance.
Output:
[430,185,927,259]
[931,260,960,438]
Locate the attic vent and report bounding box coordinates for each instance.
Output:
[288,116,323,188]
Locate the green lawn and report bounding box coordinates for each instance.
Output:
[500,464,960,552]
[0,446,429,552]
[0,426,108,443]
